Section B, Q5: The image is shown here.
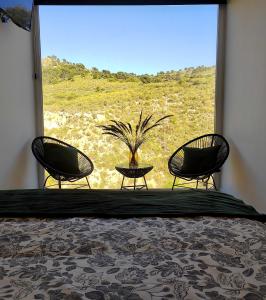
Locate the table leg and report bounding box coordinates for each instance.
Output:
[121,176,125,190]
[143,175,148,190]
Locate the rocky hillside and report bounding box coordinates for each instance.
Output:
[42,56,215,188]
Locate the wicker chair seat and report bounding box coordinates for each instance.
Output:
[32,136,94,188]
[168,133,229,190]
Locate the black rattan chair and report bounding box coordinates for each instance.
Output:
[32,136,94,189]
[168,133,229,190]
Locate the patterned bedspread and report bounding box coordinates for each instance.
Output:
[0,217,266,299]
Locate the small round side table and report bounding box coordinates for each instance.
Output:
[115,163,153,190]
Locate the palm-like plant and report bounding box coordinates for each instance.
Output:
[98,111,173,167]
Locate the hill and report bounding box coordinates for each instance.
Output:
[42,56,215,188]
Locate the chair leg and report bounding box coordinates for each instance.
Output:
[204,176,216,191]
[205,177,209,190]
[211,174,217,191]
[196,179,199,189]
[58,178,62,189]
[172,176,177,190]
[43,175,51,189]
[143,175,148,190]
[85,177,91,189]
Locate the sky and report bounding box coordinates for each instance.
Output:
[39,5,218,75]
[1,0,32,10]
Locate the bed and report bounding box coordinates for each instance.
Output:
[0,189,265,299]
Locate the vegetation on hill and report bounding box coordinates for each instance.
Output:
[42,56,215,189]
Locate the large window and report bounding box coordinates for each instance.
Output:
[39,5,218,188]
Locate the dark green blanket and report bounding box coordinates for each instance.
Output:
[0,189,264,221]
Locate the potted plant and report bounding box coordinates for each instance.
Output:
[98,111,172,167]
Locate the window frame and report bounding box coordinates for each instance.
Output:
[32,4,226,188]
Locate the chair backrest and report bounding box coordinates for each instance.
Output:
[32,136,94,177]
[168,133,230,176]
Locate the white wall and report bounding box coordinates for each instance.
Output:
[221,0,266,212]
[0,21,38,189]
